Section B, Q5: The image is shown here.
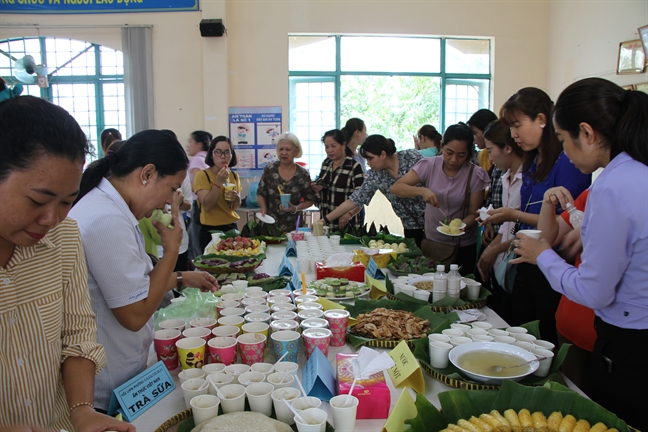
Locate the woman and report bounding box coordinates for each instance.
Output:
[511,78,647,430]
[319,135,427,246]
[70,130,218,412]
[186,130,212,265]
[476,119,525,322]
[0,96,132,432]
[488,87,591,344]
[311,129,365,231]
[257,132,316,233]
[391,123,490,274]
[342,117,368,173]
[193,136,242,252]
[100,128,122,156]
[414,124,442,157]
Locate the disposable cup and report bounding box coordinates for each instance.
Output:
[202,363,226,375]
[291,396,322,413]
[489,329,509,337]
[514,333,537,343]
[323,310,350,347]
[271,303,297,313]
[176,337,207,370]
[533,339,556,350]
[270,289,292,297]
[241,298,265,308]
[190,317,218,331]
[450,323,471,334]
[178,368,205,384]
[514,341,537,352]
[246,304,271,315]
[223,183,236,201]
[245,291,267,300]
[297,257,311,274]
[267,371,295,389]
[211,325,240,339]
[159,318,186,333]
[429,341,453,368]
[250,362,274,378]
[270,319,300,333]
[464,279,482,300]
[280,193,292,208]
[190,394,220,425]
[329,235,341,246]
[298,310,324,321]
[450,336,473,346]
[493,335,516,344]
[245,382,275,416]
[268,296,292,305]
[470,322,492,331]
[217,300,240,317]
[442,329,464,338]
[518,229,542,240]
[181,378,208,409]
[246,286,264,293]
[207,337,237,365]
[271,330,300,362]
[183,326,212,341]
[466,328,488,338]
[472,335,494,342]
[272,387,302,425]
[221,293,244,302]
[237,371,266,386]
[154,329,181,370]
[532,347,555,377]
[273,361,299,376]
[330,394,359,432]
[224,364,250,376]
[220,307,246,317]
[272,311,299,322]
[244,312,271,324]
[506,326,528,335]
[232,280,248,290]
[428,333,451,344]
[218,315,244,329]
[413,290,431,301]
[237,333,267,365]
[218,383,246,414]
[400,285,416,297]
[206,372,235,394]
[302,328,332,359]
[294,407,328,432]
[242,321,270,339]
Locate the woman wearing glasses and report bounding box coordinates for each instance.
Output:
[193,135,241,252]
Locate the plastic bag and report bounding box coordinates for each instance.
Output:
[245,181,259,207]
[154,288,219,331]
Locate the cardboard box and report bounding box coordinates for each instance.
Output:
[315,261,365,282]
[336,353,390,419]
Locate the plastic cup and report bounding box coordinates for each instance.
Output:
[471,322,493,331]
[298,310,324,321]
[237,371,266,386]
[323,310,350,347]
[400,285,416,297]
[302,328,332,359]
[472,335,494,342]
[534,339,556,350]
[428,333,451,344]
[237,333,267,365]
[493,335,516,344]
[206,373,235,394]
[532,347,555,377]
[330,394,359,432]
[190,317,218,331]
[466,328,488,338]
[218,383,246,414]
[280,193,292,208]
[221,293,244,302]
[271,330,300,362]
[450,336,473,346]
[464,279,482,300]
[223,183,236,201]
[271,303,297,313]
[489,329,509,337]
[176,337,207,370]
[244,312,271,324]
[242,321,270,339]
[272,311,299,322]
[218,315,245,330]
[267,371,295,389]
[202,363,226,375]
[245,382,275,416]
[450,323,471,334]
[514,333,537,343]
[273,361,299,376]
[181,378,208,409]
[178,368,205,384]
[154,329,181,370]
[190,394,220,425]
[506,326,528,335]
[297,257,311,274]
[329,235,341,246]
[216,300,240,317]
[270,319,300,333]
[224,364,250,376]
[514,341,537,352]
[241,297,265,308]
[158,318,186,333]
[272,387,302,425]
[413,289,431,302]
[211,325,240,339]
[220,307,246,317]
[183,326,212,341]
[207,336,237,365]
[429,341,453,368]
[246,304,271,314]
[291,396,322,413]
[442,328,464,338]
[232,280,249,291]
[518,229,542,240]
[294,407,328,432]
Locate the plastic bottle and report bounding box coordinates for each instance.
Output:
[433,265,447,294]
[565,202,584,230]
[447,264,462,299]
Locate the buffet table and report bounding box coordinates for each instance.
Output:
[132,243,577,431]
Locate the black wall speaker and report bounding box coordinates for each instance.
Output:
[200,19,225,37]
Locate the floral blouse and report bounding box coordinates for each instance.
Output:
[316,157,365,230]
[257,161,318,233]
[349,149,426,230]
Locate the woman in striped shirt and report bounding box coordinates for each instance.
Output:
[0,96,133,431]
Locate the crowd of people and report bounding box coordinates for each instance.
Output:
[1,77,646,431]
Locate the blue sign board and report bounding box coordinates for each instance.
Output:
[228,106,282,176]
[0,0,198,14]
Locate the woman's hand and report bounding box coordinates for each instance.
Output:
[311,182,323,193]
[280,202,296,213]
[172,189,184,210]
[543,186,575,211]
[510,233,552,265]
[486,207,518,225]
[339,212,354,229]
[224,189,239,202]
[70,405,136,432]
[420,188,438,207]
[477,245,499,280]
[183,271,219,292]
[153,214,183,253]
[215,166,230,185]
[559,228,583,263]
[481,223,495,245]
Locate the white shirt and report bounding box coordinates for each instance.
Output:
[495,164,523,268]
[69,178,154,410]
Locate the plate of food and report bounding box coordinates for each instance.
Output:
[308,278,370,300]
[193,255,263,274]
[347,307,430,348]
[437,226,466,236]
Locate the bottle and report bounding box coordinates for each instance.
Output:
[447,264,462,299]
[433,265,447,294]
[565,202,584,230]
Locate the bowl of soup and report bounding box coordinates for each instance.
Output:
[449,341,538,384]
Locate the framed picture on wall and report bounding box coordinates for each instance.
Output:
[617,40,646,74]
[639,25,648,57]
[635,82,648,94]
[621,85,635,91]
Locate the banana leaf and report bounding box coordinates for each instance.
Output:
[360,235,423,257]
[250,275,289,292]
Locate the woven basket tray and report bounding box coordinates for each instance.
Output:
[385,292,488,312]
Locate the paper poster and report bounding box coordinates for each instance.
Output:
[387,341,425,394]
[235,149,256,169]
[229,107,282,178]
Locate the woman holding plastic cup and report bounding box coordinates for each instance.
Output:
[193,135,241,252]
[511,78,648,431]
[0,96,132,431]
[70,130,219,413]
[257,132,316,233]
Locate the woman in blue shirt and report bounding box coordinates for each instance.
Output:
[487,87,591,345]
[512,78,647,431]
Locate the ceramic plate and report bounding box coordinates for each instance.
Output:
[255,213,275,224]
[437,226,466,237]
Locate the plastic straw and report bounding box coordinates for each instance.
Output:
[301,272,307,295]
[295,215,301,233]
[283,398,306,424]
[343,377,357,407]
[268,352,288,373]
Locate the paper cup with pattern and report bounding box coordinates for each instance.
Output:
[237,333,267,365]
[271,330,300,362]
[176,337,207,370]
[302,328,332,359]
[323,309,350,347]
[207,336,238,366]
[154,329,181,370]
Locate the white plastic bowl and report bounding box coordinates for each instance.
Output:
[449,341,538,384]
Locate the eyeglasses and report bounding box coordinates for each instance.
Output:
[213,149,232,157]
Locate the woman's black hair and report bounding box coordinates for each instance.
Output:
[359,134,397,158]
[100,128,122,155]
[417,124,442,150]
[322,129,352,157]
[191,130,213,152]
[442,122,476,160]
[0,95,90,182]
[483,119,524,157]
[500,87,561,181]
[160,129,178,140]
[554,77,648,166]
[205,135,238,167]
[341,118,365,142]
[75,129,188,204]
[467,109,498,132]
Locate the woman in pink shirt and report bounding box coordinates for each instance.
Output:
[186,130,212,263]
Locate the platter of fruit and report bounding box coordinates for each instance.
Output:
[206,236,266,258]
[193,255,263,274]
[308,277,370,300]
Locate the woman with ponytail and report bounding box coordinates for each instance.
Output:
[70,130,218,412]
[342,117,368,173]
[512,78,648,430]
